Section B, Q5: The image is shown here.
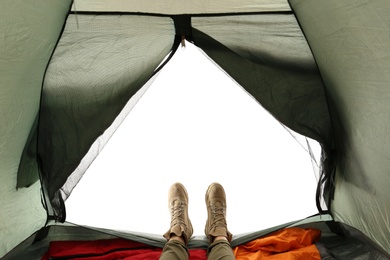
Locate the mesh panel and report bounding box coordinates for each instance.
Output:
[192,14,334,211]
[60,73,160,202]
[38,14,175,206]
[192,14,332,144]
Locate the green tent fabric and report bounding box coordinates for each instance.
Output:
[1,0,389,258]
[291,0,390,252]
[0,0,72,255]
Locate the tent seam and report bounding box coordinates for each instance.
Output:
[68,10,293,17]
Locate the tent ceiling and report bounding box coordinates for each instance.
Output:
[71,0,291,14]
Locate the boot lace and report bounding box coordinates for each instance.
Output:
[210,202,227,229]
[170,200,187,228]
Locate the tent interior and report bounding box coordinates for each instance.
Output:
[1,0,389,259]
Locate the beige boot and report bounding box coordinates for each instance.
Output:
[163,182,193,244]
[205,182,233,243]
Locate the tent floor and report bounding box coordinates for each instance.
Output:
[3,218,389,259]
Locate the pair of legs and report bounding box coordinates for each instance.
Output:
[160,182,235,260]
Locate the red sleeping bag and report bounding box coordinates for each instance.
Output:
[41,238,206,260]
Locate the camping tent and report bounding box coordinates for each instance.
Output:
[1,0,389,258]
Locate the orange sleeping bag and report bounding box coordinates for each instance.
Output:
[234,227,321,260]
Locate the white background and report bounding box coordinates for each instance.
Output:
[66,42,320,237]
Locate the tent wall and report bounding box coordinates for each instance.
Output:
[0,0,71,257]
[290,0,390,252]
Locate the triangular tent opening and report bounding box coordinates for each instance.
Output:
[65,42,321,235]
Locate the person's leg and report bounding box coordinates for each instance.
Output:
[207,239,235,260]
[160,239,189,260]
[159,183,193,260]
[204,183,235,260]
